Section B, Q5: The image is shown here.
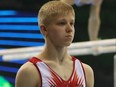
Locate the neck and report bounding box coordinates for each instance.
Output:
[40,44,70,63]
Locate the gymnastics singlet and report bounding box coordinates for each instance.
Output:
[29,57,87,87]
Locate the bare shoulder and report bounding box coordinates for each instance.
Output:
[15,62,40,87]
[82,63,94,74]
[16,62,37,78]
[82,63,94,87]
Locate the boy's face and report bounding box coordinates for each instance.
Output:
[45,13,75,47]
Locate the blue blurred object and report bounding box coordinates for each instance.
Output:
[0,10,16,16]
[0,10,45,49]
[0,17,37,23]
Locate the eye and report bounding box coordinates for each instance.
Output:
[70,22,74,26]
[57,21,66,25]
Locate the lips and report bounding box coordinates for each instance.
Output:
[66,35,72,37]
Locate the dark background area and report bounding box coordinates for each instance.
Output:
[0,0,116,87]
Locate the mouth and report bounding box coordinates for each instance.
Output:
[66,35,72,37]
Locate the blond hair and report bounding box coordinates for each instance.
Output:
[38,1,75,26]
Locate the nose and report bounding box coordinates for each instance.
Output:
[66,24,73,33]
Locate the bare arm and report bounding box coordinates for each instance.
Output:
[83,63,94,87]
[15,62,40,87]
[88,0,103,40]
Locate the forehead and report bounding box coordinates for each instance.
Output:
[54,13,75,21]
[44,11,75,26]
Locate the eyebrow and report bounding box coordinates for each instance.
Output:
[58,18,75,22]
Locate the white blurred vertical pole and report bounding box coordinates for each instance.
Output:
[114,55,116,87]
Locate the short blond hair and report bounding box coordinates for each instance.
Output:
[38,1,75,26]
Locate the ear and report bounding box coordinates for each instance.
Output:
[40,24,47,36]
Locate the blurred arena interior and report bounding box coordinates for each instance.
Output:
[0,0,116,87]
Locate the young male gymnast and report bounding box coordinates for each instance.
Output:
[15,1,94,87]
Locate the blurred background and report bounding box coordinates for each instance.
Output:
[0,0,116,87]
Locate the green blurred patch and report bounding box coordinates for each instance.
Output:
[0,76,13,87]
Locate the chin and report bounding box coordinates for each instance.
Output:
[64,42,72,46]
